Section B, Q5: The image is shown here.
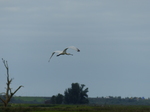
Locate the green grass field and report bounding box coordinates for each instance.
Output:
[14,96,47,103]
[1,104,150,112]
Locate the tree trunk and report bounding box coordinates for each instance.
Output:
[0,59,23,107]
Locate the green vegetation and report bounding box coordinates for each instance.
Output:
[50,83,89,104]
[2,95,150,105]
[10,96,49,104]
[64,83,89,104]
[14,96,46,103]
[51,94,63,104]
[1,104,150,112]
[89,96,150,105]
[2,96,150,112]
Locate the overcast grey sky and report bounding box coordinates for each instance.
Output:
[0,0,150,98]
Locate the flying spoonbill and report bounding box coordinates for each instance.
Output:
[48,46,80,62]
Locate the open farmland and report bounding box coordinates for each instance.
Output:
[13,96,49,104]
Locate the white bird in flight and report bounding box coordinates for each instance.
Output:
[48,46,80,62]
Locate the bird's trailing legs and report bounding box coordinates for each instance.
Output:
[57,53,73,57]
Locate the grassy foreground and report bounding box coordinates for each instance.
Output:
[1,104,150,112]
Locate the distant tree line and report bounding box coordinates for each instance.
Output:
[89,96,150,105]
[50,83,89,104]
[2,95,150,105]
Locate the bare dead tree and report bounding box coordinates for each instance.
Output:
[0,58,23,107]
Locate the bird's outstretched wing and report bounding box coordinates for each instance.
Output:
[68,46,80,52]
[63,48,69,53]
[48,52,55,62]
[48,51,62,62]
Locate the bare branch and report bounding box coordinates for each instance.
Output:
[0,58,23,107]
[13,86,23,95]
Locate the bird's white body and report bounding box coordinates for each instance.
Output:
[48,46,80,62]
